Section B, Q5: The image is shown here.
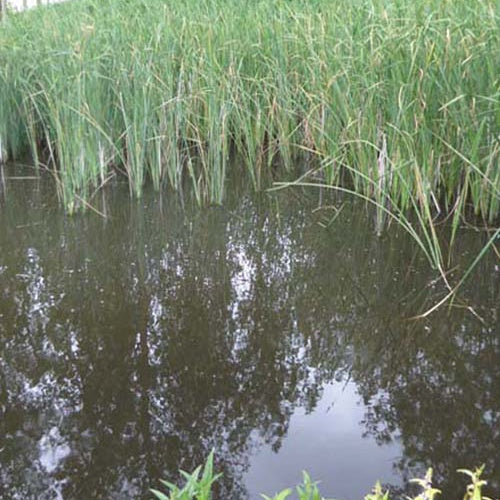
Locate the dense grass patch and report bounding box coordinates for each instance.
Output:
[0,0,499,293]
[0,0,498,217]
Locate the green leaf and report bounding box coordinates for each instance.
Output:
[150,488,170,500]
[261,488,293,500]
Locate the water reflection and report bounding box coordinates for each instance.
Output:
[0,168,498,499]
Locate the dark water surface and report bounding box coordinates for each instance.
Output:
[0,165,498,500]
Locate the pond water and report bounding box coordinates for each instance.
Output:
[0,165,498,499]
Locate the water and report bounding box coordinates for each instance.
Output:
[0,165,498,499]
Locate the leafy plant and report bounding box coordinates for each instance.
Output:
[408,468,441,500]
[151,451,221,500]
[365,482,389,500]
[458,466,493,500]
[151,454,498,500]
[262,471,333,500]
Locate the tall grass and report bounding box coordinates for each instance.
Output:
[0,0,497,218]
[0,0,498,312]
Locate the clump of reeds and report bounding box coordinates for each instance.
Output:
[0,0,497,218]
[0,0,498,298]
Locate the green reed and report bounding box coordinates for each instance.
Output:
[0,0,498,305]
[151,454,496,500]
[0,0,497,216]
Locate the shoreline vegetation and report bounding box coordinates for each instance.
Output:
[0,0,499,310]
[150,453,497,500]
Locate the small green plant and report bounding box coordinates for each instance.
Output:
[458,466,492,500]
[261,471,333,500]
[365,482,389,500]
[409,468,441,500]
[261,490,293,500]
[152,455,498,500]
[151,451,221,500]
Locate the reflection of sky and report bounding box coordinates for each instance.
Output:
[245,381,402,500]
[39,426,71,474]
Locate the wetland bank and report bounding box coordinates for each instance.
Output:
[0,0,499,498]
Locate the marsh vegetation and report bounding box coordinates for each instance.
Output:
[0,0,498,218]
[1,0,498,308]
[0,0,499,497]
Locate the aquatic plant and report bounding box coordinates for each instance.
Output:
[261,471,332,500]
[151,456,498,500]
[408,468,441,500]
[0,0,498,219]
[364,481,389,500]
[0,0,498,312]
[459,466,493,500]
[151,451,221,500]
